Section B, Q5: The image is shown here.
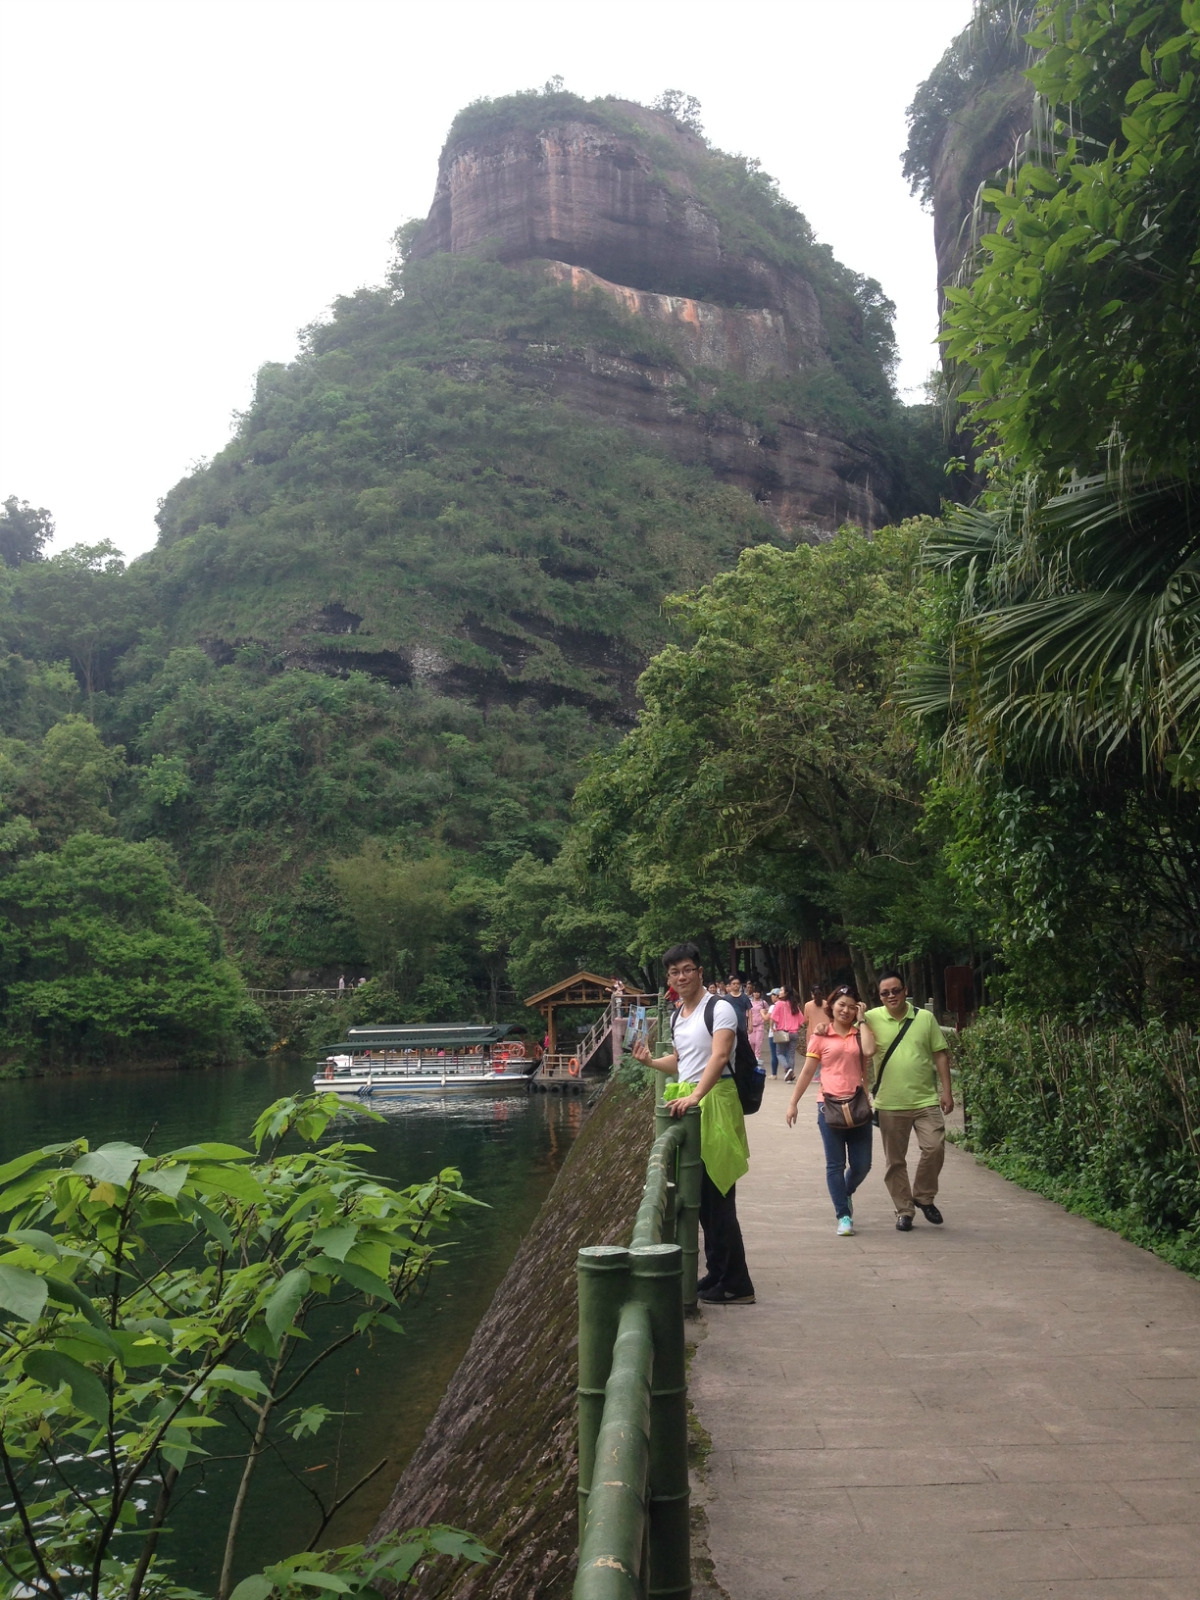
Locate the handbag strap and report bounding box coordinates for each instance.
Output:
[873,1013,916,1094]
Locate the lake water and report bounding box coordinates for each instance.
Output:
[0,1058,581,1589]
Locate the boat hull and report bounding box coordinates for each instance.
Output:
[314,1071,534,1099]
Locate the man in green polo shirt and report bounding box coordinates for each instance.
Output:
[865,970,953,1232]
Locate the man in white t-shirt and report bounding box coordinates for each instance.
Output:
[633,941,755,1305]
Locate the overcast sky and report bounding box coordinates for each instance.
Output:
[0,0,973,561]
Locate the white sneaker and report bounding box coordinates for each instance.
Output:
[836,1215,855,1237]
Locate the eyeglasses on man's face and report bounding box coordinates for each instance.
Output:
[667,965,699,979]
[879,986,905,998]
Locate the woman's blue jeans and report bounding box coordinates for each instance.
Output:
[817,1106,873,1218]
[775,1038,796,1076]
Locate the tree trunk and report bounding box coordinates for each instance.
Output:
[848,943,876,1002]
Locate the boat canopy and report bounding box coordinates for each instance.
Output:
[320,1023,519,1053]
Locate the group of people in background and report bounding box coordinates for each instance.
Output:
[701,976,812,1082]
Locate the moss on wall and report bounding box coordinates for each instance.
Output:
[372,1074,657,1597]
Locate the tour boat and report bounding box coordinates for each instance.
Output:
[314,1024,536,1098]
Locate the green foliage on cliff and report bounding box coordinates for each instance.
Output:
[150,257,772,690]
[903,2,1039,206]
[942,0,1200,481]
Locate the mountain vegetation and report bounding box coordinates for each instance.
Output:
[0,90,951,1066]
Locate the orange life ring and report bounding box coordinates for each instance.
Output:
[324,1060,334,1080]
[508,1041,525,1059]
[568,1059,580,1077]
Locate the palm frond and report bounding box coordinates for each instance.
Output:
[910,474,1200,773]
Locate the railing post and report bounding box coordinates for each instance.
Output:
[675,1109,702,1312]
[577,1245,631,1535]
[631,1243,690,1600]
[576,1300,654,1600]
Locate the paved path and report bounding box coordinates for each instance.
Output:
[690,1076,1200,1600]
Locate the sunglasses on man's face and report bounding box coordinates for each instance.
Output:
[879,986,905,998]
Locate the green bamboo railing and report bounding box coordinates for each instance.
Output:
[574,1044,702,1600]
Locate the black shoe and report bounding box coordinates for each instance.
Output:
[895,1213,913,1232]
[917,1202,944,1225]
[696,1272,717,1292]
[699,1287,756,1305]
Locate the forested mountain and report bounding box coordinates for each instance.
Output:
[0,89,948,1063]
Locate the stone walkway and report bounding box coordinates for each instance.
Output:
[689,1076,1200,1599]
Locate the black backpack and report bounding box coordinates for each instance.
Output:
[671,996,766,1116]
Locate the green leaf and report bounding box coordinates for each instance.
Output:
[167,1142,254,1161]
[24,1348,109,1420]
[5,1228,61,1258]
[311,1223,358,1261]
[180,1191,234,1250]
[106,1327,169,1366]
[428,1528,495,1561]
[207,1364,270,1398]
[0,1149,53,1187]
[309,1254,399,1308]
[139,1163,189,1199]
[46,1276,108,1328]
[54,1324,124,1364]
[72,1142,149,1187]
[288,1575,352,1594]
[191,1162,267,1206]
[265,1268,310,1342]
[0,1262,49,1322]
[229,1580,275,1600]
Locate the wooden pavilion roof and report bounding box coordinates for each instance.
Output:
[524,971,620,1009]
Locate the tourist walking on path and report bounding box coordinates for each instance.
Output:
[864,969,953,1231]
[785,985,875,1236]
[770,985,804,1082]
[747,983,770,1066]
[801,984,826,1053]
[633,942,755,1305]
[725,976,752,1030]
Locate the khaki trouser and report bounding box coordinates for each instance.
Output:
[877,1105,945,1216]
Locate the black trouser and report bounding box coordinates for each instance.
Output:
[699,1169,754,1296]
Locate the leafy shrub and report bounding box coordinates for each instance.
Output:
[955,1012,1200,1274]
[0,832,254,1067]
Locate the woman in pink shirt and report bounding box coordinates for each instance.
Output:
[770,985,804,1081]
[784,985,876,1236]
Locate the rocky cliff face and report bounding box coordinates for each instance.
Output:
[411,101,896,533]
[929,69,1034,298]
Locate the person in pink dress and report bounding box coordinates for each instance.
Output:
[747,983,770,1065]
